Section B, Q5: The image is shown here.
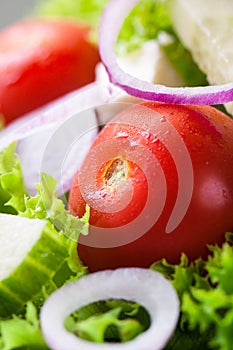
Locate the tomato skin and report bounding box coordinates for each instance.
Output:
[69,102,233,272]
[0,19,99,124]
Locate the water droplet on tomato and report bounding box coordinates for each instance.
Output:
[222,189,228,198]
[151,136,158,143]
[194,141,203,151]
[141,131,150,139]
[117,131,128,137]
[160,116,166,122]
[130,140,138,147]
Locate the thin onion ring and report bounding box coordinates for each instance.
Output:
[40,268,179,350]
[99,0,233,105]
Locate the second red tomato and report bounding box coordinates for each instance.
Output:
[0,19,99,124]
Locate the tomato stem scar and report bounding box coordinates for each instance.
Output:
[105,158,128,188]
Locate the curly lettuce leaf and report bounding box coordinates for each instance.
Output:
[152,237,233,350]
[23,174,89,277]
[0,144,89,249]
[70,307,143,343]
[116,0,172,54]
[22,172,89,240]
[33,0,108,25]
[0,143,26,213]
[0,302,48,350]
[0,145,89,276]
[0,144,90,347]
[207,243,233,294]
[65,300,148,343]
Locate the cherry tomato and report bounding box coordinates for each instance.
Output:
[0,19,99,124]
[68,102,233,271]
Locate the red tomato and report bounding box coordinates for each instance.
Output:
[0,19,99,124]
[68,102,233,272]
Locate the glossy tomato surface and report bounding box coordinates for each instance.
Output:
[69,102,233,271]
[0,19,99,124]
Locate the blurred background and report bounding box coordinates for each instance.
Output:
[0,0,38,28]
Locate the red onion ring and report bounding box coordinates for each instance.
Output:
[99,0,233,105]
[0,82,113,195]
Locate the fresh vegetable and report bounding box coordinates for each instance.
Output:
[152,234,233,350]
[98,0,233,106]
[64,300,148,343]
[69,102,233,271]
[40,268,179,350]
[0,213,67,318]
[0,142,26,214]
[0,82,112,196]
[34,0,108,29]
[0,302,48,349]
[0,143,89,242]
[0,143,89,317]
[35,0,207,88]
[169,0,233,114]
[1,0,233,349]
[0,18,99,124]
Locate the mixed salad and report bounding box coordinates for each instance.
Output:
[0,0,233,349]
